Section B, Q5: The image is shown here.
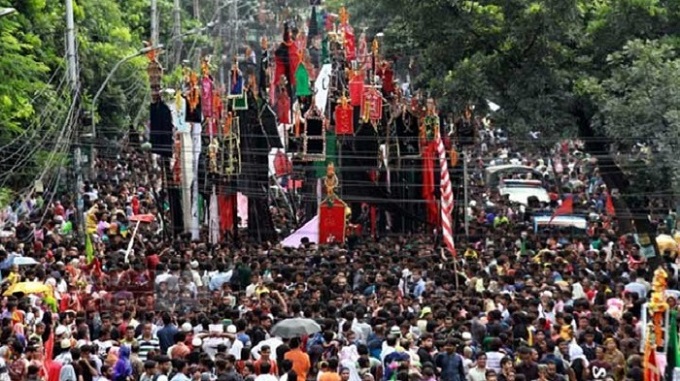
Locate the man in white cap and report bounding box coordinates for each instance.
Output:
[55,339,73,364]
[189,260,203,288]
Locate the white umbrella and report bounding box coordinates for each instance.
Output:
[9,256,38,266]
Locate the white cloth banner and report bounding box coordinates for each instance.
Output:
[237,192,248,228]
[281,215,320,248]
[314,64,333,115]
[209,186,220,244]
[190,123,201,240]
[180,132,193,232]
[171,97,189,133]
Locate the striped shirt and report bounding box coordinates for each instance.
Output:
[137,336,160,361]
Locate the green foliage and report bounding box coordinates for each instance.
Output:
[345,0,680,201]
[0,0,274,194]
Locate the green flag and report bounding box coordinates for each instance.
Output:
[85,233,94,264]
[666,310,680,376]
[315,130,337,177]
[295,65,312,96]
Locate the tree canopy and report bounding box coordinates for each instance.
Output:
[336,0,680,217]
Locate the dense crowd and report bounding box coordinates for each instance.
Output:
[0,119,675,381]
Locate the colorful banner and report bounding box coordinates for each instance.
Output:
[314,64,333,115]
[319,198,347,244]
[190,123,202,240]
[349,74,364,106]
[361,87,383,122]
[202,76,214,118]
[334,103,354,135]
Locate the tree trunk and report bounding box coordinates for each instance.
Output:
[572,100,660,258]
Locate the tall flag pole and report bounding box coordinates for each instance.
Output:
[437,134,455,257]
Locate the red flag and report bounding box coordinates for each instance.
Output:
[334,103,354,135]
[218,194,236,234]
[44,331,54,365]
[349,74,364,106]
[422,142,438,226]
[343,26,356,61]
[549,195,573,224]
[644,336,660,381]
[605,192,616,216]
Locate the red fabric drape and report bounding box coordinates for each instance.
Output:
[605,192,616,216]
[370,205,377,238]
[274,53,288,86]
[344,27,356,61]
[319,199,347,244]
[44,331,54,365]
[218,194,236,234]
[334,105,354,135]
[277,92,291,124]
[349,76,364,106]
[422,142,438,226]
[377,66,394,95]
[288,44,300,86]
[202,76,214,118]
[549,195,574,223]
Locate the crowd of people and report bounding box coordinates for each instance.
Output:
[0,116,675,381]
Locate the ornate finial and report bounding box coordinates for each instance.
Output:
[201,56,210,77]
[338,94,349,107]
[144,41,157,61]
[325,162,339,198]
[339,6,349,25]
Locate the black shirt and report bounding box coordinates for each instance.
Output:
[516,362,539,381]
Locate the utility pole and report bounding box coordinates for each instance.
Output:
[66,0,84,238]
[65,0,78,90]
[173,0,182,67]
[151,0,159,46]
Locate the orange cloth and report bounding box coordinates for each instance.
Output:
[319,372,341,381]
[284,348,310,381]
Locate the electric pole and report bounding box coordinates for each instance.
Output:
[65,0,78,90]
[66,0,85,238]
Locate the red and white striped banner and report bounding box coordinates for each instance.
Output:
[437,138,456,257]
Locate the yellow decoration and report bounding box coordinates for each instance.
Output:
[187,70,200,112]
[325,163,339,198]
[649,267,669,347]
[339,6,349,25]
[372,39,379,55]
[208,138,219,173]
[175,90,182,111]
[201,56,210,77]
[338,94,349,107]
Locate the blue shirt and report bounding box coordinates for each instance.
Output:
[157,324,178,353]
[435,352,465,381]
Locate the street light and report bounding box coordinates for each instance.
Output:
[91,44,163,138]
[0,7,16,18]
